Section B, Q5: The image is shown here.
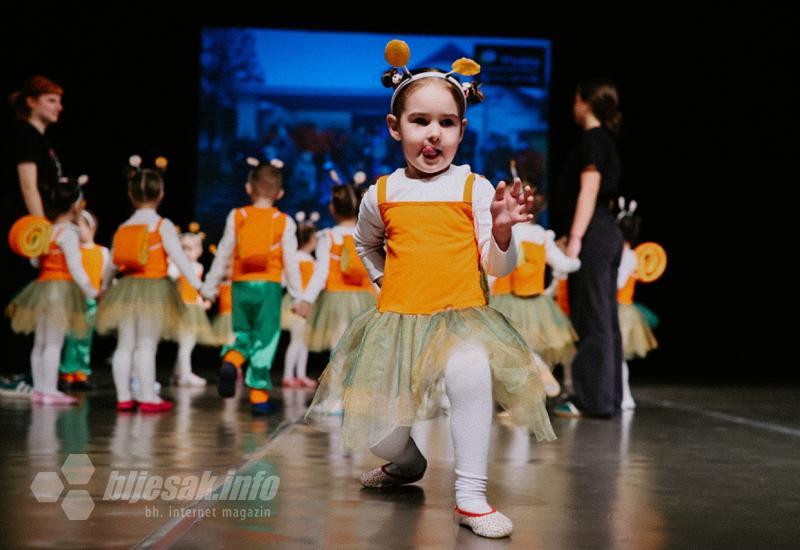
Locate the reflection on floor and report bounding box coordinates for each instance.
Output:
[2,377,799,549]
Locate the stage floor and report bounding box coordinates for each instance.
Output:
[2,374,798,549]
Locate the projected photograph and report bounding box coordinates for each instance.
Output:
[197,28,551,236]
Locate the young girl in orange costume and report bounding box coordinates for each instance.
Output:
[306,41,554,539]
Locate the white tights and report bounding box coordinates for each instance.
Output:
[31,317,67,394]
[175,331,197,378]
[112,315,163,404]
[283,321,309,381]
[370,344,494,514]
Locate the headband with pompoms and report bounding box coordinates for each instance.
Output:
[246,157,284,170]
[58,174,89,186]
[328,169,361,211]
[381,39,484,112]
[353,171,367,187]
[617,197,639,221]
[54,174,88,208]
[125,154,168,182]
[80,209,96,230]
[295,211,321,224]
[181,221,206,242]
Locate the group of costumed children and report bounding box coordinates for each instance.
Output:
[4,38,664,540]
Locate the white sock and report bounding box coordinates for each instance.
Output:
[31,319,47,393]
[622,360,636,408]
[285,322,310,381]
[445,344,493,514]
[175,331,196,378]
[284,338,300,381]
[295,341,309,380]
[133,315,163,404]
[563,361,574,395]
[112,318,136,402]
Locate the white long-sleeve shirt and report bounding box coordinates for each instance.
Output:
[103,208,202,291]
[300,224,355,303]
[487,223,581,290]
[354,164,517,284]
[202,207,302,301]
[618,244,638,289]
[50,222,98,299]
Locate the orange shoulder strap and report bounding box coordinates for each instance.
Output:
[376,176,389,205]
[463,173,475,203]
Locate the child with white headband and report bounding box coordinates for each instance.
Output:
[306,40,555,539]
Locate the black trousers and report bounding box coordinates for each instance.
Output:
[568,209,624,416]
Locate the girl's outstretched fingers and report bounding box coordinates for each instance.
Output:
[494,180,507,202]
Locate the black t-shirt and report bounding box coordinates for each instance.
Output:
[2,120,62,222]
[552,127,621,238]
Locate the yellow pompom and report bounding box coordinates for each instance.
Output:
[451,58,481,76]
[155,156,168,170]
[188,221,200,233]
[209,244,218,255]
[385,40,411,68]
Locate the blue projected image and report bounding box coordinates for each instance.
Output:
[197,28,551,236]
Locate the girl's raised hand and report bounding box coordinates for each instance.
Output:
[491,177,534,230]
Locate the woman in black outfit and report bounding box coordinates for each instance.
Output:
[553,79,624,418]
[1,76,64,381]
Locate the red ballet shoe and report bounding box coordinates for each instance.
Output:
[138,400,174,413]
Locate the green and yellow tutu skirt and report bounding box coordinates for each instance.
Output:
[7,280,89,337]
[489,293,578,368]
[306,305,556,449]
[619,303,658,360]
[96,277,185,341]
[304,290,376,352]
[212,312,234,347]
[180,302,215,344]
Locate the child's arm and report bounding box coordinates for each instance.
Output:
[100,246,110,273]
[281,216,302,301]
[617,247,637,289]
[58,228,98,299]
[99,246,112,292]
[167,261,180,281]
[544,273,559,297]
[474,177,522,277]
[354,184,386,286]
[160,219,202,289]
[487,274,497,293]
[300,230,331,303]
[201,210,236,300]
[102,243,118,291]
[545,230,581,274]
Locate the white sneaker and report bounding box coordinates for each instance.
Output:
[173,372,207,387]
[621,397,636,410]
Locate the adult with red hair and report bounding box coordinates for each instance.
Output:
[1,76,64,392]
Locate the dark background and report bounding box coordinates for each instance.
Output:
[0,10,790,382]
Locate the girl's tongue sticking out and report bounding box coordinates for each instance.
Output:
[422,145,439,159]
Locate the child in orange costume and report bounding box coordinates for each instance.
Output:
[306,41,554,539]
